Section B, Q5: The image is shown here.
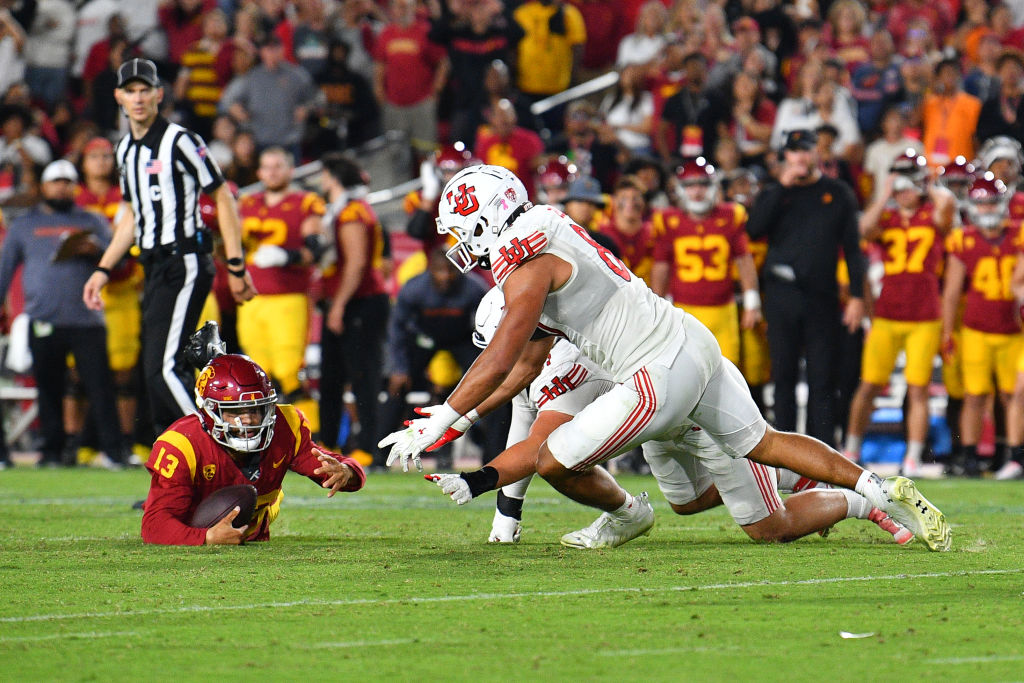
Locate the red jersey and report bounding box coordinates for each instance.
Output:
[1008,191,1024,222]
[141,406,365,545]
[371,19,446,106]
[951,223,1024,335]
[598,218,657,283]
[75,183,137,285]
[652,203,749,306]
[871,204,944,322]
[322,199,387,300]
[474,126,544,197]
[240,190,325,295]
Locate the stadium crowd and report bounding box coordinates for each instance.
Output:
[1,0,1024,482]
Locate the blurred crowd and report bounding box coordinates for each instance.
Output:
[4,0,1024,479]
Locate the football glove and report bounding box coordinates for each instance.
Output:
[412,404,479,451]
[378,403,461,471]
[425,473,472,505]
[251,244,289,268]
[379,427,422,472]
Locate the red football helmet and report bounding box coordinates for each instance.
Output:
[937,155,976,200]
[198,181,239,233]
[536,156,578,204]
[890,148,928,192]
[195,354,277,453]
[966,173,1008,231]
[435,142,474,182]
[674,157,717,214]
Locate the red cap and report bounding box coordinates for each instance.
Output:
[83,137,113,154]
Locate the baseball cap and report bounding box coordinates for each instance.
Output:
[41,159,79,183]
[564,176,606,207]
[116,58,160,88]
[783,129,818,151]
[83,137,113,155]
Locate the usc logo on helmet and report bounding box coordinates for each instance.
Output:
[447,183,480,216]
[196,366,214,396]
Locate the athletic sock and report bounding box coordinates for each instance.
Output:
[501,474,533,501]
[840,488,872,519]
[905,441,925,467]
[496,490,524,521]
[1013,445,1024,466]
[854,470,887,510]
[610,492,635,521]
[844,434,863,458]
[776,469,824,493]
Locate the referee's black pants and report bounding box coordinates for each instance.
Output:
[28,322,123,463]
[762,278,841,447]
[319,293,389,459]
[141,253,215,434]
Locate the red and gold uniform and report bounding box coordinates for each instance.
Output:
[949,223,1024,395]
[75,184,142,372]
[941,227,966,399]
[322,199,388,301]
[652,203,749,364]
[861,204,945,387]
[597,218,657,285]
[237,191,325,395]
[1008,190,1024,221]
[141,405,365,545]
[738,237,770,386]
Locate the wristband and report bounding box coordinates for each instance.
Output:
[434,401,462,429]
[95,266,111,277]
[226,256,244,267]
[227,265,246,277]
[465,408,481,424]
[742,289,761,311]
[459,466,499,498]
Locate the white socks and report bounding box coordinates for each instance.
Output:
[854,470,888,510]
[844,434,863,457]
[905,441,924,467]
[840,488,873,519]
[610,492,635,520]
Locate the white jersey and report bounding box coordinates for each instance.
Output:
[491,205,685,382]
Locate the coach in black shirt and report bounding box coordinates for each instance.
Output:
[746,129,865,447]
[83,58,255,433]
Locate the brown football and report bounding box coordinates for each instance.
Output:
[189,485,258,528]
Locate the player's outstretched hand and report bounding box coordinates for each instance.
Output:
[379,427,422,472]
[313,448,352,497]
[425,473,472,505]
[204,507,249,545]
[413,404,476,451]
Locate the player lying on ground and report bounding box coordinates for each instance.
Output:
[141,324,365,545]
[425,288,912,548]
[380,165,950,551]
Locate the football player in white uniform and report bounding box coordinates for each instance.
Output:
[442,288,912,547]
[379,165,951,552]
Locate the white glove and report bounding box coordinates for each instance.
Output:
[419,159,441,202]
[251,244,289,268]
[379,427,422,472]
[427,473,472,505]
[414,404,479,448]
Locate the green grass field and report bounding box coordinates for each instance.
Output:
[1,468,1022,682]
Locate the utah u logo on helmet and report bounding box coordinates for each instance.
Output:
[447,183,480,216]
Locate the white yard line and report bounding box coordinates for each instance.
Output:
[1,568,1018,626]
[307,639,420,649]
[926,654,1024,665]
[0,630,139,643]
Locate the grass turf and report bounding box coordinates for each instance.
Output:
[0,468,1021,681]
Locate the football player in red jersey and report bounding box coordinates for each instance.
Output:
[141,352,365,545]
[534,156,577,209]
[977,136,1024,220]
[845,151,956,475]
[650,158,761,365]
[941,175,1024,477]
[596,175,657,284]
[405,142,475,257]
[236,147,326,402]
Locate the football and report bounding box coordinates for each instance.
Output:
[189,484,258,528]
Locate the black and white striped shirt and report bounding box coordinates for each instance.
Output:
[116,116,224,251]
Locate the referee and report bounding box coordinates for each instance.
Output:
[83,58,255,433]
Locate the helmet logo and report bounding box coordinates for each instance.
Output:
[505,187,517,201]
[196,366,214,395]
[447,183,480,216]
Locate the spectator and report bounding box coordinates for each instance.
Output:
[379,245,488,468]
[291,0,331,81]
[963,32,1002,103]
[0,6,26,101]
[950,0,991,62]
[0,104,50,206]
[815,123,857,192]
[479,58,541,133]
[825,0,869,70]
[771,60,861,160]
[330,0,383,83]
[863,106,924,203]
[174,8,231,140]
[715,69,775,170]
[123,0,168,63]
[563,174,607,232]
[474,98,544,197]
[622,154,670,209]
[223,129,258,186]
[220,33,320,159]
[545,99,619,190]
[571,0,626,75]
[923,58,983,167]
[314,38,380,149]
[83,36,128,136]
[656,51,715,165]
[0,160,126,467]
[707,17,778,95]
[318,153,389,464]
[429,0,522,146]
[158,0,216,72]
[513,0,587,132]
[746,129,865,447]
[615,0,667,68]
[81,13,127,86]
[372,0,448,161]
[850,30,905,135]
[599,63,654,155]
[597,175,655,284]
[23,0,74,107]
[207,113,237,169]
[977,51,1024,143]
[698,4,736,67]
[534,155,576,208]
[72,0,119,82]
[886,0,954,47]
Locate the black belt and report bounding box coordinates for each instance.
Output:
[138,232,212,266]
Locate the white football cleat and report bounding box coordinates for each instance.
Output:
[879,476,950,552]
[994,460,1024,481]
[560,492,654,549]
[488,510,522,543]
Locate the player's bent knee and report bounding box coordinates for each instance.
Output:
[741,512,793,543]
[669,486,722,516]
[535,442,573,481]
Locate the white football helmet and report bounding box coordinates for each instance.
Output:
[472,287,506,349]
[435,165,531,273]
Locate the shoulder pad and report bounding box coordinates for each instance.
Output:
[490,211,553,286]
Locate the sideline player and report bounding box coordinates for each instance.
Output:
[141,336,364,545]
[379,164,951,551]
[237,146,326,402]
[433,288,912,547]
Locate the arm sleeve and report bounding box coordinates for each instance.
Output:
[140,440,206,545]
[745,183,784,240]
[175,131,225,195]
[287,411,366,491]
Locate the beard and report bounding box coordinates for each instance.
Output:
[43,197,75,212]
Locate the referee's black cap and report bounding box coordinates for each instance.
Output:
[117,58,160,88]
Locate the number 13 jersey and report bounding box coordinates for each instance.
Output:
[490,205,686,382]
